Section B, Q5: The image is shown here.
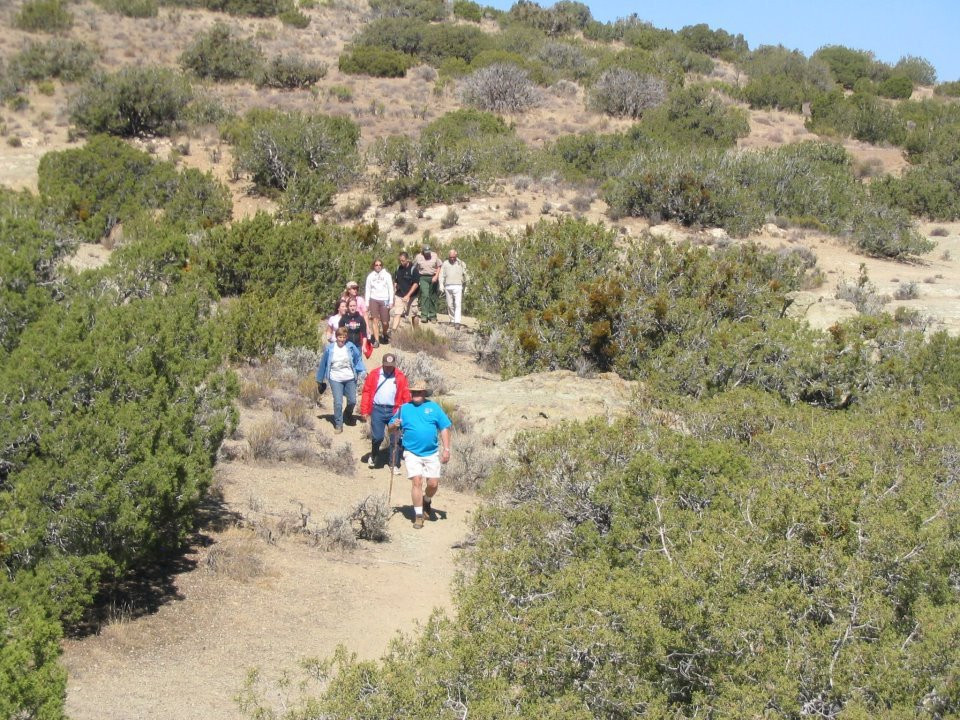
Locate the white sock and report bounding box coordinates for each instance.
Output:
[414,506,423,516]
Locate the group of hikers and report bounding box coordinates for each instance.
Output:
[315,244,467,530]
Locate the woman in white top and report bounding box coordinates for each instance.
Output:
[364,258,394,348]
[315,327,366,432]
[325,298,348,343]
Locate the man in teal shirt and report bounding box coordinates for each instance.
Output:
[389,379,452,529]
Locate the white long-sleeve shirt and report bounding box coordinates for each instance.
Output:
[365,269,394,305]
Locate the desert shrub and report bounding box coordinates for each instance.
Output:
[536,40,592,80]
[338,45,413,78]
[38,135,231,241]
[458,63,540,113]
[813,44,889,89]
[354,16,426,55]
[639,84,749,148]
[871,162,960,221]
[806,89,906,145]
[202,0,281,17]
[94,0,158,17]
[224,109,360,211]
[655,38,714,75]
[834,264,888,315]
[9,38,98,83]
[877,73,913,99]
[393,351,449,395]
[677,22,747,59]
[894,280,919,300]
[502,0,590,36]
[443,433,497,492]
[738,45,833,111]
[467,48,551,85]
[319,443,355,476]
[420,23,491,65]
[452,0,481,22]
[14,0,72,32]
[373,109,527,204]
[70,66,192,137]
[349,495,390,542]
[934,80,960,97]
[589,68,666,118]
[223,287,317,359]
[256,54,326,89]
[369,0,446,21]
[180,23,264,81]
[851,203,935,259]
[392,326,449,358]
[200,212,378,307]
[278,5,309,27]
[894,54,937,85]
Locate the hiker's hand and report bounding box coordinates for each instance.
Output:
[389,419,401,430]
[316,381,326,396]
[359,414,368,422]
[440,447,451,464]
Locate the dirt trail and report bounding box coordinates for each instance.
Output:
[62,340,480,720]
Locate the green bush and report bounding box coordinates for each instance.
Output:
[639,85,749,148]
[278,5,309,27]
[179,23,264,81]
[420,23,491,65]
[877,73,913,99]
[872,163,960,220]
[452,0,482,22]
[368,0,446,21]
[812,44,884,89]
[70,66,192,137]
[94,0,158,17]
[893,54,937,85]
[373,109,526,204]
[354,16,426,55]
[806,89,906,145]
[502,0,590,36]
[851,203,935,259]
[738,45,833,111]
[589,68,667,118]
[38,135,231,240]
[677,22,747,59]
[222,287,317,359]
[224,109,360,212]
[200,212,379,306]
[256,54,326,89]
[9,38,98,83]
[14,0,73,32]
[202,0,281,16]
[338,45,413,78]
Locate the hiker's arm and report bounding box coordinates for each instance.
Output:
[439,428,451,464]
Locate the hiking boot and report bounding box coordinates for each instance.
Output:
[335,425,343,434]
[413,514,424,529]
[423,499,433,520]
[367,454,376,469]
[372,339,380,348]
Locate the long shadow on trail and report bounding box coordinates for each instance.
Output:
[72,484,243,637]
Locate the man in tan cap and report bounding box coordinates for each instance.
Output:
[389,379,452,529]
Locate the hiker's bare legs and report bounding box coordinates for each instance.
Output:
[410,476,438,509]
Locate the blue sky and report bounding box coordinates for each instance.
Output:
[484,0,960,83]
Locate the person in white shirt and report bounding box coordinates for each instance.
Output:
[315,327,366,433]
[438,248,468,329]
[364,258,394,348]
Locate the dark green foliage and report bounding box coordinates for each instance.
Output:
[338,45,413,78]
[420,23,491,65]
[452,0,482,22]
[738,45,833,111]
[894,54,937,85]
[202,0,281,17]
[278,5,309,27]
[301,375,960,718]
[222,287,316,359]
[256,55,326,89]
[179,23,264,81]
[373,109,527,204]
[812,44,886,89]
[14,0,73,33]
[872,162,960,220]
[639,85,749,148]
[502,0,591,36]
[877,74,913,99]
[354,16,426,55]
[70,66,192,137]
[199,212,379,310]
[851,203,935,258]
[9,39,98,83]
[676,22,747,59]
[93,0,158,17]
[223,109,360,213]
[369,0,446,21]
[38,135,231,241]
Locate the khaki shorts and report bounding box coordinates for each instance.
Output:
[405,451,441,478]
[390,295,420,318]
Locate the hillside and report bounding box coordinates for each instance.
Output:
[2,0,960,718]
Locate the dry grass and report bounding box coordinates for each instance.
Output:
[246,417,286,460]
[205,529,265,582]
[319,443,355,476]
[280,398,314,430]
[391,326,449,359]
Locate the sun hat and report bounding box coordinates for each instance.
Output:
[409,380,430,394]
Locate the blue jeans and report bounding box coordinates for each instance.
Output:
[329,378,357,428]
[371,404,403,468]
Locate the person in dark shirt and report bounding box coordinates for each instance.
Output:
[390,251,421,335]
[338,297,368,349]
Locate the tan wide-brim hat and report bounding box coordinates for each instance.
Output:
[409,380,431,395]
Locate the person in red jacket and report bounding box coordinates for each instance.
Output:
[359,353,411,469]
